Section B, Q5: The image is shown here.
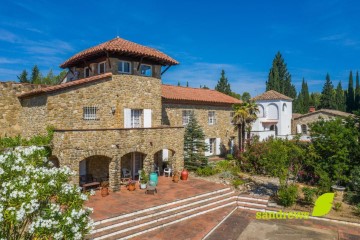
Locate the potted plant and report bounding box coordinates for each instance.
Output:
[127,180,137,191]
[101,181,109,197]
[140,170,148,189]
[173,171,180,183]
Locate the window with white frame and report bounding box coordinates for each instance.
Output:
[208,111,216,125]
[118,61,131,74]
[131,109,143,128]
[83,106,98,120]
[182,110,193,126]
[98,62,106,74]
[140,64,152,77]
[209,138,216,154]
[230,111,235,124]
[84,67,90,78]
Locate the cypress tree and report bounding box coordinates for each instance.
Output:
[17,70,29,83]
[346,71,355,112]
[215,70,232,95]
[184,113,208,170]
[186,81,189,87]
[355,71,360,111]
[177,81,180,86]
[335,81,346,111]
[320,73,336,109]
[30,65,41,84]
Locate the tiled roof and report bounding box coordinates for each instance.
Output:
[294,109,354,119]
[18,73,112,98]
[161,85,242,104]
[60,37,179,68]
[292,113,303,119]
[252,90,293,101]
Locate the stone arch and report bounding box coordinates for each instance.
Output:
[120,151,147,179]
[48,155,60,168]
[79,155,112,185]
[152,149,176,174]
[257,104,265,117]
[267,103,279,120]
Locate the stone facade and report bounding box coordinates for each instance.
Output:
[0,82,44,137]
[162,102,237,156]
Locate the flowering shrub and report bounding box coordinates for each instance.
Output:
[0,146,94,240]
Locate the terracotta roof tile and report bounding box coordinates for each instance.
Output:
[161,85,241,104]
[294,109,354,119]
[60,37,178,68]
[18,73,112,98]
[252,90,293,101]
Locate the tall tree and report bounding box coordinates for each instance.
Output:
[265,52,296,99]
[186,81,189,87]
[295,78,310,113]
[335,81,346,111]
[355,71,360,111]
[184,113,208,170]
[177,81,180,86]
[17,70,29,83]
[215,70,232,95]
[309,92,321,109]
[346,71,355,112]
[30,65,41,84]
[320,73,335,109]
[241,92,251,102]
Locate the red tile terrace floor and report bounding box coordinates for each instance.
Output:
[86,176,227,221]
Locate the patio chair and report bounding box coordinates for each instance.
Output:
[164,167,172,177]
[138,170,142,183]
[122,168,131,178]
[153,164,160,176]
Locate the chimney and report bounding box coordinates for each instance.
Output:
[309,106,315,113]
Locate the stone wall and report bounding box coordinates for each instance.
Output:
[52,127,184,191]
[292,112,342,134]
[20,75,163,137]
[0,82,44,137]
[162,102,238,155]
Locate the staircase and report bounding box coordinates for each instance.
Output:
[89,188,236,240]
[237,194,270,211]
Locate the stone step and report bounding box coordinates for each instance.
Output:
[93,187,232,228]
[238,194,270,201]
[93,199,236,240]
[237,196,269,204]
[93,190,235,231]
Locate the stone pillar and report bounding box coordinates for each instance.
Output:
[109,156,121,192]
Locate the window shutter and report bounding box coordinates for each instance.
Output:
[162,149,169,161]
[124,108,131,128]
[143,109,152,128]
[296,124,301,134]
[215,138,221,155]
[205,138,210,156]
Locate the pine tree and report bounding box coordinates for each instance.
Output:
[241,92,251,102]
[17,70,29,83]
[186,81,189,87]
[335,81,346,111]
[320,73,336,109]
[355,71,360,111]
[177,81,180,86]
[30,65,41,84]
[265,52,296,99]
[184,113,208,170]
[346,71,355,112]
[215,70,232,95]
[309,92,321,109]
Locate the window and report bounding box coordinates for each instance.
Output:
[98,62,106,74]
[182,110,193,126]
[209,138,216,154]
[118,61,131,73]
[83,106,98,120]
[131,109,143,128]
[230,111,235,124]
[84,67,90,78]
[140,64,152,77]
[208,111,216,125]
[301,124,307,135]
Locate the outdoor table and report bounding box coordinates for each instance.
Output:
[145,185,157,195]
[82,182,100,192]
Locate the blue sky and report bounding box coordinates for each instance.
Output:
[0,0,359,96]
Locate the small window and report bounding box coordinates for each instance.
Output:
[131,109,143,128]
[98,62,106,74]
[118,61,131,74]
[283,103,287,112]
[83,106,98,120]
[182,110,193,126]
[209,138,216,155]
[208,111,216,125]
[230,111,235,124]
[301,124,307,135]
[84,67,90,78]
[140,64,152,77]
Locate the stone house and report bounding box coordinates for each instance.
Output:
[249,90,293,141]
[1,37,240,190]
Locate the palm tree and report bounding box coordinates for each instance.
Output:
[232,102,259,151]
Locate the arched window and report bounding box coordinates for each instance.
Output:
[267,104,279,119]
[257,104,264,117]
[282,103,287,112]
[301,124,307,135]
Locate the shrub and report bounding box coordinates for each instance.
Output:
[302,187,317,205]
[219,171,234,179]
[277,185,299,207]
[334,202,342,212]
[354,203,360,216]
[196,166,216,176]
[232,179,245,189]
[225,154,234,160]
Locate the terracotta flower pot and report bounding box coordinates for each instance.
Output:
[181,169,188,180]
[127,183,136,191]
[101,187,109,197]
[173,173,179,183]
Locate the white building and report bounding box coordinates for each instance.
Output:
[249,90,293,141]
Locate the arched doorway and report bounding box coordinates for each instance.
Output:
[153,149,175,174]
[79,155,111,185]
[121,152,146,180]
[48,156,60,168]
[270,124,278,136]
